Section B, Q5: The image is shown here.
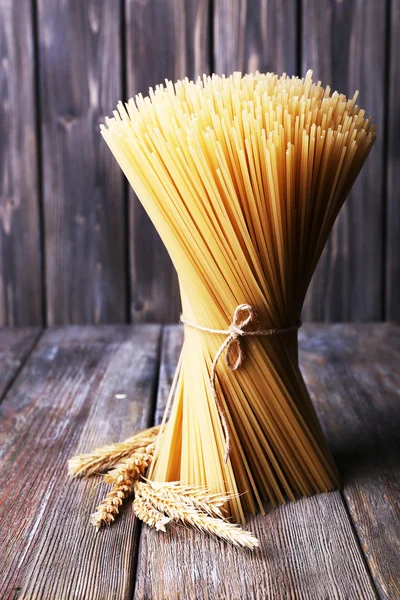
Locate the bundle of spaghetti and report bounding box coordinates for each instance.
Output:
[101,71,375,524]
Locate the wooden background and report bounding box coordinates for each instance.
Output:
[0,0,398,326]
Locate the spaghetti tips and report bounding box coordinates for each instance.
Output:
[99,71,375,524]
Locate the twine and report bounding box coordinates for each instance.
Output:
[180,304,301,463]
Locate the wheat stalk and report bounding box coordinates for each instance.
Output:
[81,436,258,549]
[68,425,160,478]
[134,481,259,549]
[91,446,154,530]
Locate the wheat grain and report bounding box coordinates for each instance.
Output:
[91,445,155,530]
[68,425,160,478]
[144,479,231,519]
[134,481,259,549]
[91,476,136,529]
[132,496,171,532]
[104,444,155,485]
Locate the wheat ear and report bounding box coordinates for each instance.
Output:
[134,481,259,549]
[91,446,154,530]
[143,479,231,519]
[68,425,160,478]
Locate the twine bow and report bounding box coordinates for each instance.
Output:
[180,304,301,463]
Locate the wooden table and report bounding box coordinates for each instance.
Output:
[0,324,399,599]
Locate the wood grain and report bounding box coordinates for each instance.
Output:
[38,0,126,325]
[0,325,161,600]
[0,324,397,598]
[125,0,210,323]
[0,0,42,325]
[214,0,298,76]
[302,0,386,321]
[134,325,377,600]
[386,0,400,319]
[0,328,40,399]
[301,324,400,600]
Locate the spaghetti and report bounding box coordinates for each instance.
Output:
[101,71,376,523]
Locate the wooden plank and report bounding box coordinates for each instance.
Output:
[0,328,41,399]
[214,0,298,76]
[302,0,386,321]
[125,0,210,323]
[0,0,42,325]
[134,325,377,600]
[38,0,126,325]
[386,0,400,319]
[0,324,161,599]
[301,323,400,600]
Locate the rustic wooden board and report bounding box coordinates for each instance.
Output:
[125,0,210,323]
[0,0,42,325]
[0,325,161,599]
[38,0,127,325]
[214,0,298,77]
[0,328,41,400]
[301,324,400,600]
[0,1,396,326]
[134,325,377,600]
[302,0,386,321]
[386,0,400,320]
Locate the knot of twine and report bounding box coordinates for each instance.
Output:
[180,304,301,463]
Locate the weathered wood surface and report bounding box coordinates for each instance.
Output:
[125,0,210,323]
[134,325,379,600]
[0,325,161,599]
[301,324,400,600]
[0,0,42,325]
[38,0,126,324]
[0,324,398,599]
[214,0,298,79]
[1,0,396,325]
[135,493,377,600]
[0,328,40,399]
[301,0,386,321]
[387,0,400,320]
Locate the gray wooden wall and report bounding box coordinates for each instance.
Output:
[0,0,398,326]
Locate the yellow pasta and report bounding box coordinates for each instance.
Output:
[101,71,376,523]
